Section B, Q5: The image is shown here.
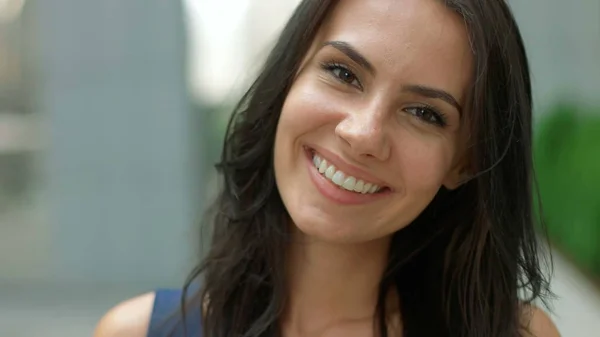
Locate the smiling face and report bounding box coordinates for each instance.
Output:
[273,0,474,243]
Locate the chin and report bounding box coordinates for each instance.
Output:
[286,203,391,244]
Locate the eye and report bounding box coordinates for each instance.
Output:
[404,106,448,127]
[321,62,362,89]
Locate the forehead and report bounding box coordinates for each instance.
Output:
[318,0,473,98]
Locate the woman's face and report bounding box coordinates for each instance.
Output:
[274,0,473,243]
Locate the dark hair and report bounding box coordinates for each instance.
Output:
[182,0,553,336]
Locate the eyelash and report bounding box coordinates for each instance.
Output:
[319,61,448,128]
[320,61,363,89]
[404,105,448,127]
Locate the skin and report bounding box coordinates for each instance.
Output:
[94,0,561,336]
[94,292,154,337]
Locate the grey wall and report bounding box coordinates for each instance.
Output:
[28,0,201,289]
[509,0,600,114]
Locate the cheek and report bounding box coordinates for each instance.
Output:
[279,75,342,134]
[394,135,455,191]
[275,77,336,187]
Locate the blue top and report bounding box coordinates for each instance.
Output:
[147,289,202,337]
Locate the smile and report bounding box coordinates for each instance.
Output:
[304,146,391,205]
[312,153,382,194]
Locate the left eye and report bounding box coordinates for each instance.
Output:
[321,62,362,89]
[331,67,358,85]
[404,107,447,127]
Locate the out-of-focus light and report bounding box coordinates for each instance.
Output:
[183,0,252,103]
[184,0,250,31]
[0,0,25,23]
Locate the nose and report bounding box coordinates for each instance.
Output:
[335,108,391,161]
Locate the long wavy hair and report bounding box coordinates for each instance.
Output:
[181,1,553,336]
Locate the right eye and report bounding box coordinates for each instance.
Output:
[321,62,362,89]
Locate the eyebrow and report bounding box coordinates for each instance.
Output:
[402,85,463,115]
[322,40,463,115]
[322,41,376,75]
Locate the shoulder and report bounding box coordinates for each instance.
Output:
[93,292,156,337]
[521,305,561,337]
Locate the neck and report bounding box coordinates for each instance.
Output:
[282,230,392,335]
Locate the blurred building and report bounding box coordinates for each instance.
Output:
[0,0,42,283]
[0,0,201,292]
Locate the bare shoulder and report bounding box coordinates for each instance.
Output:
[521,305,561,337]
[93,292,156,337]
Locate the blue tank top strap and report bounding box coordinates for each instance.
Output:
[147,288,203,337]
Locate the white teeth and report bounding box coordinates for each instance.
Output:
[332,171,345,186]
[342,176,356,190]
[311,153,383,195]
[313,155,321,168]
[362,183,372,194]
[353,180,364,192]
[325,165,336,179]
[369,184,379,193]
[318,159,328,173]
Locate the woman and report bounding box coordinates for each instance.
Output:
[95,0,560,336]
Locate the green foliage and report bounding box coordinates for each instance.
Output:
[534,104,600,275]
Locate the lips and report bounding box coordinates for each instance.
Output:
[302,146,391,205]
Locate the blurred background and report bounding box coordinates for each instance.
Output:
[0,0,597,336]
